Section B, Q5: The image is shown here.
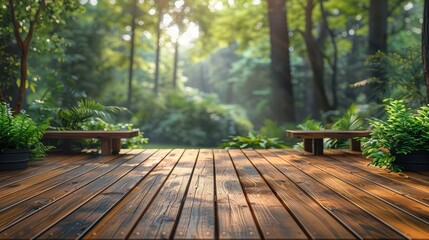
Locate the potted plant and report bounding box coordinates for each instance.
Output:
[0,102,51,170]
[362,99,429,172]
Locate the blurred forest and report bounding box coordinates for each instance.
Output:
[0,0,428,147]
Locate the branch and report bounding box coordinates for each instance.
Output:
[24,0,46,46]
[8,0,24,50]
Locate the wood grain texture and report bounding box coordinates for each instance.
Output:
[229,149,307,239]
[213,149,261,240]
[174,149,216,239]
[0,149,428,239]
[243,149,356,240]
[129,149,199,239]
[286,130,371,138]
[36,149,158,239]
[259,149,405,239]
[84,149,182,239]
[272,150,429,239]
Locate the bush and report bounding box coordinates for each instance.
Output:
[220,132,285,149]
[132,89,253,147]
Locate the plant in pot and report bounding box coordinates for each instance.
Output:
[362,99,429,172]
[0,102,52,170]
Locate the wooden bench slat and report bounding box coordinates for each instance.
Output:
[286,130,371,155]
[43,130,139,156]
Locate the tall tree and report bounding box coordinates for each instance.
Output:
[8,0,45,113]
[3,0,81,113]
[301,0,331,116]
[267,0,295,122]
[423,0,429,103]
[154,0,168,94]
[368,0,388,55]
[127,0,138,108]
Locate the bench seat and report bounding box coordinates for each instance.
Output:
[286,130,371,155]
[43,130,139,156]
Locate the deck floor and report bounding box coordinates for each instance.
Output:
[0,149,428,239]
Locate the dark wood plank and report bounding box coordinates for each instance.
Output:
[321,153,429,206]
[0,151,148,239]
[0,163,99,211]
[36,149,159,239]
[272,150,429,239]
[286,130,371,139]
[332,152,429,192]
[43,130,139,139]
[84,149,183,239]
[229,149,307,240]
[257,149,405,239]
[213,149,261,240]
[243,150,356,239]
[128,149,198,239]
[0,152,138,231]
[174,149,216,239]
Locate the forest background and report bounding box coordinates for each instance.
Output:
[0,0,428,147]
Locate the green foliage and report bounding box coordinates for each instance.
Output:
[362,99,429,172]
[132,89,252,147]
[0,102,52,159]
[354,47,426,107]
[44,98,128,130]
[293,106,366,150]
[220,132,285,149]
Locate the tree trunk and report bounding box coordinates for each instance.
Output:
[369,0,388,55]
[302,0,331,117]
[319,0,338,109]
[423,0,429,103]
[172,37,179,89]
[8,0,45,114]
[267,0,295,123]
[127,0,137,108]
[154,1,167,95]
[368,0,388,103]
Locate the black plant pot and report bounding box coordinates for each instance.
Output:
[394,151,429,172]
[0,149,30,171]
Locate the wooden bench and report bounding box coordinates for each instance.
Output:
[43,130,139,156]
[286,130,371,155]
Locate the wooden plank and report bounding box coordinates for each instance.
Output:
[36,149,159,239]
[229,150,307,240]
[84,149,184,239]
[0,151,149,239]
[174,149,216,239]
[335,153,429,192]
[0,164,80,198]
[0,162,100,211]
[213,149,261,240]
[0,152,137,231]
[128,149,199,239]
[43,130,139,139]
[257,149,405,239]
[321,154,429,206]
[243,150,356,239]
[272,150,429,239]
[304,155,429,223]
[286,130,371,139]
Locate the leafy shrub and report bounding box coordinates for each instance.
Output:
[362,99,429,172]
[0,102,52,159]
[132,89,252,147]
[293,105,366,150]
[220,132,285,149]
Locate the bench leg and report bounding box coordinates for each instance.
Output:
[313,139,324,155]
[101,139,112,156]
[303,139,313,153]
[350,138,362,152]
[112,139,121,155]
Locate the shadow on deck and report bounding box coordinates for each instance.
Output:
[0,149,428,239]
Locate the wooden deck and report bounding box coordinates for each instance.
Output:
[0,149,428,239]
